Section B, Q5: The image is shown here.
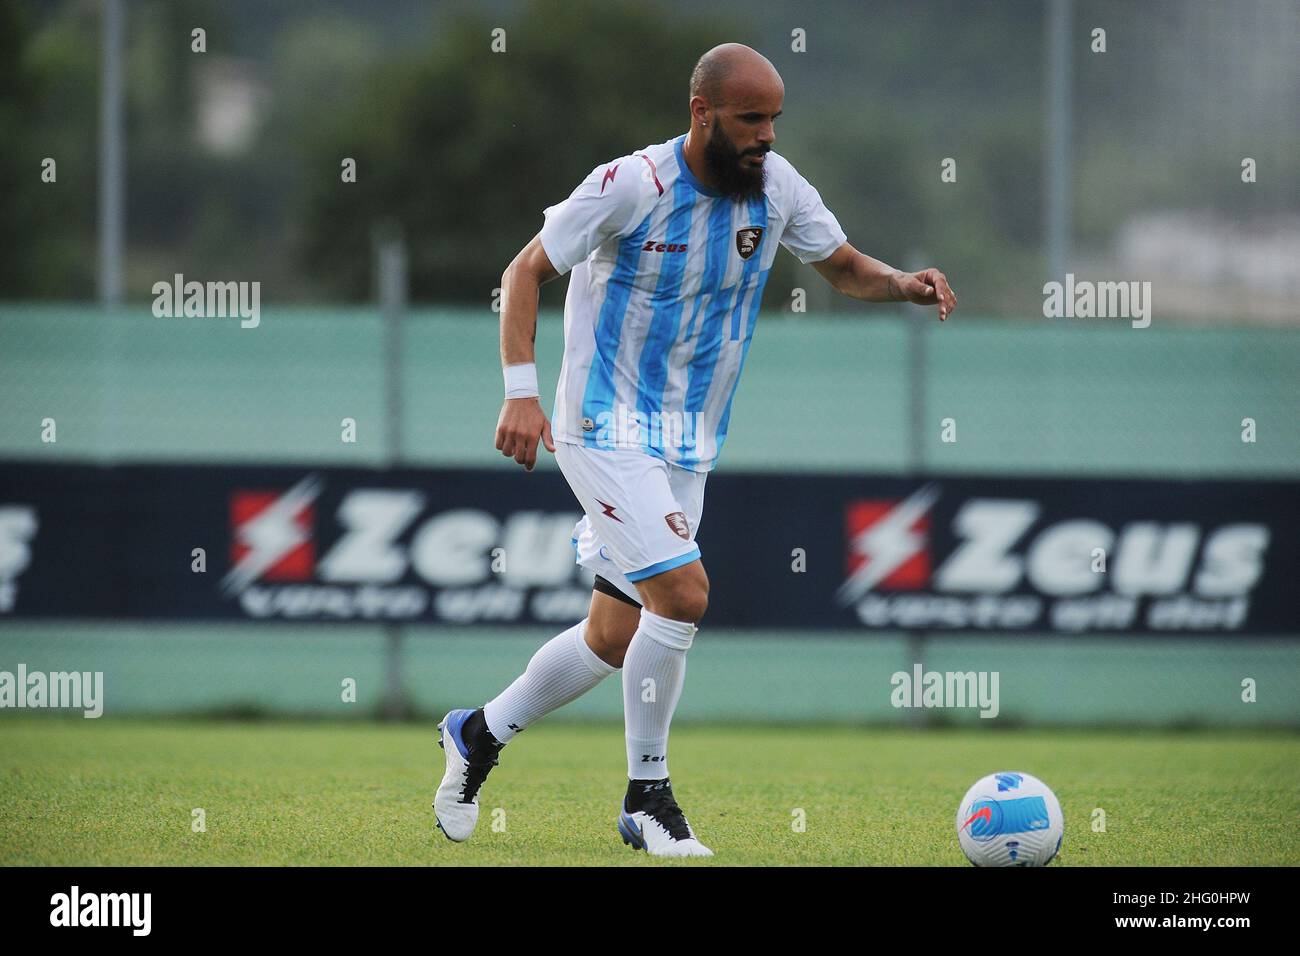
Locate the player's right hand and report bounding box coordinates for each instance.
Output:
[889,268,957,321]
[495,398,556,472]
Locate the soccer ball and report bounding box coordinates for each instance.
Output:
[956,772,1064,867]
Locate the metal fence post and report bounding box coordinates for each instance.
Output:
[376,223,410,720]
[1045,0,1073,284]
[905,303,928,727]
[98,0,124,308]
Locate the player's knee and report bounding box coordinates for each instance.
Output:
[652,581,708,624]
[637,560,709,623]
[679,590,708,624]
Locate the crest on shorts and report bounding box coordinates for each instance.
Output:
[735,227,764,260]
[664,511,690,540]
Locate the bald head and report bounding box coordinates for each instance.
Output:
[689,43,783,108]
[683,43,783,202]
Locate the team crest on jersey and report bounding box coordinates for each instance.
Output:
[664,511,690,540]
[735,227,764,260]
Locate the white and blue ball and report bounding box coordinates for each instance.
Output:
[956,772,1064,867]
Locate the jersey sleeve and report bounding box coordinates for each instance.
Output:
[779,170,848,265]
[538,159,651,275]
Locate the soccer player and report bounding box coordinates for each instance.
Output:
[435,42,955,856]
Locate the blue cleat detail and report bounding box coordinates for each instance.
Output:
[618,804,647,851]
[438,708,474,761]
[433,708,490,841]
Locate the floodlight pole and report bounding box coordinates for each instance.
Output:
[1045,0,1073,282]
[377,224,410,720]
[98,0,125,307]
[904,252,928,728]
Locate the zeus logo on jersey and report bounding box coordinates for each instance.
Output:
[838,484,1269,632]
[641,240,688,253]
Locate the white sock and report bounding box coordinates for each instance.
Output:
[482,619,617,744]
[622,608,697,780]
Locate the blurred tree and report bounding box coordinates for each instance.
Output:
[0,0,41,295]
[295,0,732,304]
[1,0,98,297]
[5,0,1293,318]
[1,0,226,298]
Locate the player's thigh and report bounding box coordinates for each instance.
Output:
[635,466,709,620]
[666,464,708,538]
[556,442,696,579]
[585,588,642,666]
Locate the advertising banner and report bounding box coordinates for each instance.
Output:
[1,462,1294,634]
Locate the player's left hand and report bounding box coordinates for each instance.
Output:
[890,268,957,321]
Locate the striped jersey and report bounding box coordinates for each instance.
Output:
[538,133,846,472]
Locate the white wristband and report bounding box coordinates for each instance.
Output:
[503,362,539,399]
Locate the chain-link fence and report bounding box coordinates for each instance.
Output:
[2,0,1297,726]
[1,304,1296,725]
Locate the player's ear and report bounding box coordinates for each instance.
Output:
[689,94,710,128]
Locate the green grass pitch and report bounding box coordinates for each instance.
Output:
[1,718,1296,866]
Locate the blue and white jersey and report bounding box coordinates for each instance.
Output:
[539,133,846,472]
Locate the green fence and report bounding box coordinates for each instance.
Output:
[2,305,1296,475]
[1,305,1297,725]
[1,625,1296,727]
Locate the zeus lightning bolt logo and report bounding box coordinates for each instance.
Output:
[221,475,323,595]
[600,164,619,194]
[837,484,940,605]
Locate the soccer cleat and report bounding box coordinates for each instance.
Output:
[433,708,502,842]
[617,779,714,858]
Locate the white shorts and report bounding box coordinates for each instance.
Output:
[554,440,707,605]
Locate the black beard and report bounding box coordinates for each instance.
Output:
[703,124,768,202]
